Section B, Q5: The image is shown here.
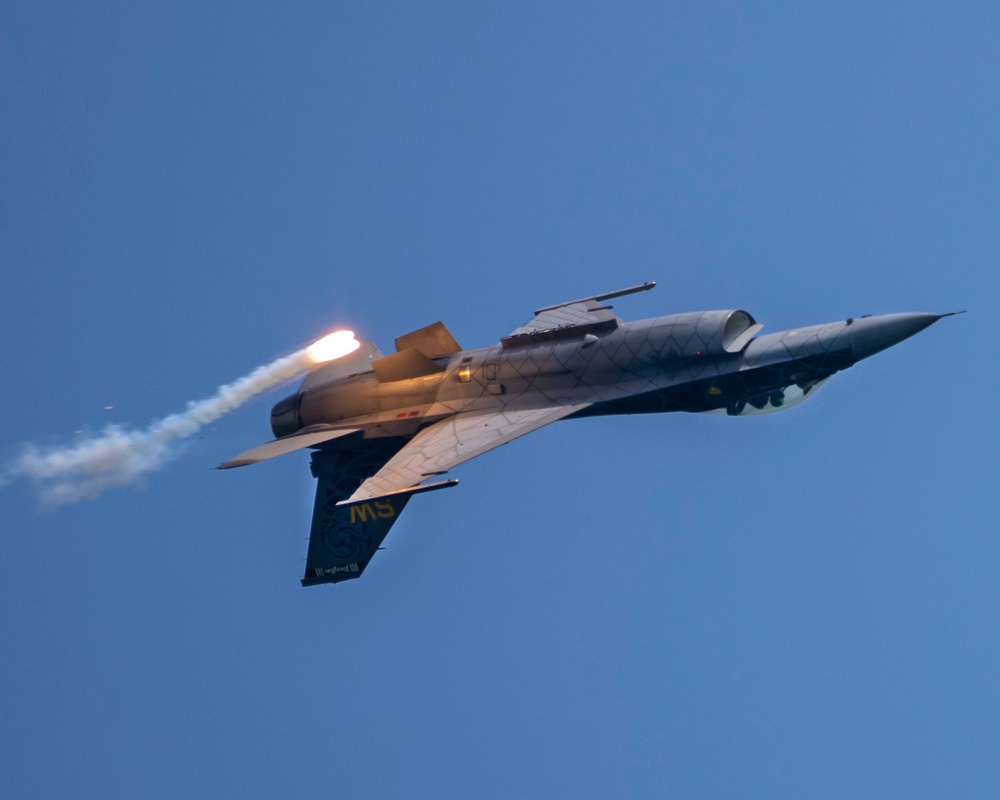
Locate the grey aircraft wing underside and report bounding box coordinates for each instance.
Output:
[347,402,591,501]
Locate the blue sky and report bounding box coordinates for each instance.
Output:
[1,2,996,797]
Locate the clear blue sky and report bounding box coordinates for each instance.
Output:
[1,2,996,797]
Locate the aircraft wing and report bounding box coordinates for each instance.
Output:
[347,403,591,501]
[502,281,655,347]
[217,426,361,469]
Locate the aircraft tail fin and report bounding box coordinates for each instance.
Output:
[302,451,457,586]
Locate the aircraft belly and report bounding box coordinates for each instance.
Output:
[568,350,854,418]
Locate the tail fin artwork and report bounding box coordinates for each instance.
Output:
[302,448,457,586]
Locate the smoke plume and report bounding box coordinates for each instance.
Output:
[3,331,358,507]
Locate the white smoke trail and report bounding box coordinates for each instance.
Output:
[3,331,359,507]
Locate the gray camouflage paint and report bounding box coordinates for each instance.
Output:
[250,285,952,585]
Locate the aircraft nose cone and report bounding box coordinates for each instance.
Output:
[849,312,944,361]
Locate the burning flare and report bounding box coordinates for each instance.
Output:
[306,329,361,364]
[2,330,359,506]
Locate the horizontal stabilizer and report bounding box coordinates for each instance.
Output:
[217,427,360,469]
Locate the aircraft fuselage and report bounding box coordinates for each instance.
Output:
[276,310,942,439]
[221,281,955,586]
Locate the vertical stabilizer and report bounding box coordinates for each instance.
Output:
[302,447,456,586]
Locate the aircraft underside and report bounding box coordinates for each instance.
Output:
[570,349,855,418]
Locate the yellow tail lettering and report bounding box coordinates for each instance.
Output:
[350,504,376,524]
[374,500,395,519]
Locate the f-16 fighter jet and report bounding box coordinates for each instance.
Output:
[220,282,957,586]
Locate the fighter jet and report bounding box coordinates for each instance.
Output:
[220,282,958,586]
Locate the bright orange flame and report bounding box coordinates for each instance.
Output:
[306,330,361,364]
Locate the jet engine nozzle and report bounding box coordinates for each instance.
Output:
[848,312,944,361]
[271,393,303,438]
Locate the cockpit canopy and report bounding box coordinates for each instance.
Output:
[652,309,763,358]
